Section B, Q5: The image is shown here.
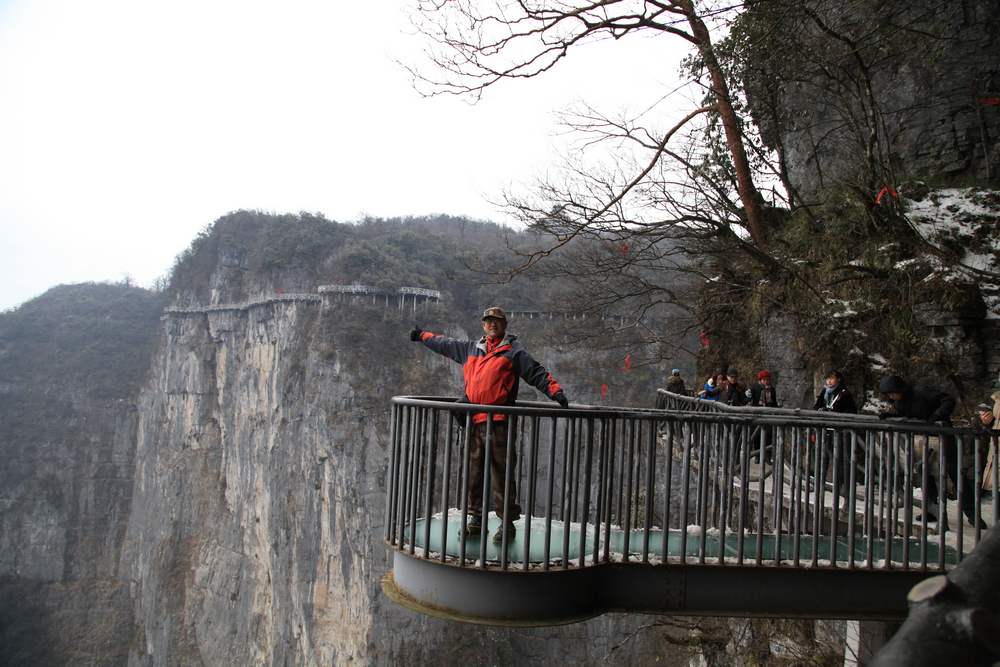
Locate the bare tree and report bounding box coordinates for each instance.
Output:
[408,0,774,252]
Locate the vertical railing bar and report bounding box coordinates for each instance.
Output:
[385,403,400,543]
[792,425,802,568]
[642,418,656,564]
[680,421,693,564]
[421,410,440,559]
[604,417,619,564]
[623,418,636,562]
[773,425,785,567]
[937,434,946,570]
[593,417,607,565]
[830,428,840,564]
[718,422,733,566]
[920,429,928,570]
[755,424,766,567]
[735,422,748,566]
[864,430,875,569]
[708,423,719,530]
[974,435,982,546]
[902,432,913,571]
[559,419,571,523]
[439,411,453,563]
[562,418,575,570]
[570,419,583,525]
[397,406,412,548]
[661,419,674,563]
[479,418,493,568]
[876,432,886,568]
[993,433,999,527]
[617,417,628,527]
[956,431,964,562]
[499,418,516,570]
[518,416,526,504]
[458,413,472,566]
[543,417,557,571]
[579,418,595,567]
[698,421,709,564]
[408,407,425,555]
[633,420,643,530]
[847,429,858,569]
[812,427,822,568]
[885,432,898,571]
[524,415,540,571]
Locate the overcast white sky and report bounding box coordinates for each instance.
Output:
[0,0,692,310]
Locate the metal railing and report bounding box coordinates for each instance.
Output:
[385,394,998,574]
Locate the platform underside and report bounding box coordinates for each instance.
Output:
[385,551,934,626]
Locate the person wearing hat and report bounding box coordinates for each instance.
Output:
[665,368,686,395]
[722,367,748,406]
[878,374,984,529]
[748,370,779,408]
[410,306,569,545]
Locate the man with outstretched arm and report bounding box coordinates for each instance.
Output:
[409,306,569,546]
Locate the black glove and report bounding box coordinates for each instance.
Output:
[409,327,423,342]
[878,411,891,420]
[553,391,569,409]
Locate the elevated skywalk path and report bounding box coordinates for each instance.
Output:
[382,393,997,625]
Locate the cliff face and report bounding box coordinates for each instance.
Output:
[0,284,164,665]
[747,0,1000,200]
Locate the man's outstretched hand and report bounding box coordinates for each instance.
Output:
[553,391,569,409]
[409,327,423,342]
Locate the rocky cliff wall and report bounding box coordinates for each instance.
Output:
[747,0,1000,200]
[0,284,164,666]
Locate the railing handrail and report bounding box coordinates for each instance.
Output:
[395,394,981,437]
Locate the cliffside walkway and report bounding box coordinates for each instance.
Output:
[381,393,997,625]
[160,284,441,316]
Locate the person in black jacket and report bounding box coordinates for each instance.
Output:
[723,368,748,406]
[879,375,984,529]
[814,370,858,503]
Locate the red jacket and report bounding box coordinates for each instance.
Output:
[419,331,563,423]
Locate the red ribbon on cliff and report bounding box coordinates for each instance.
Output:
[622,353,632,372]
[978,97,1000,106]
[699,330,710,349]
[601,383,608,401]
[875,186,898,205]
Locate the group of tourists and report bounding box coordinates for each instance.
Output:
[669,367,781,408]
[670,365,994,530]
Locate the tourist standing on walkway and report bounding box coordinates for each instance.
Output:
[410,306,569,545]
[722,368,748,406]
[748,370,779,407]
[878,375,984,529]
[698,376,721,400]
[814,370,858,503]
[666,368,687,395]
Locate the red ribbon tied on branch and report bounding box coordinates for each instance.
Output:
[875,186,898,205]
